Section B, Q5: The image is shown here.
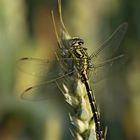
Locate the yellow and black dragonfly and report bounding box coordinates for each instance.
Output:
[17,0,128,139]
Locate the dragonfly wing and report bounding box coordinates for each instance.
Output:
[17,57,51,76]
[90,23,128,61]
[20,69,75,101]
[89,54,127,83]
[17,57,74,81]
[21,81,64,101]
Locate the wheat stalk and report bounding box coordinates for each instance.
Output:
[51,0,103,139]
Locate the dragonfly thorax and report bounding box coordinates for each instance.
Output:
[68,37,90,82]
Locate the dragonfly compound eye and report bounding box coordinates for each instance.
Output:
[69,40,76,46]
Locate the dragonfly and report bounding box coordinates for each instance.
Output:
[17,0,128,139]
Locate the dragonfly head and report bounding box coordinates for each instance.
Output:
[69,37,84,47]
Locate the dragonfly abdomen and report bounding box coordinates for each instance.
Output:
[81,74,104,140]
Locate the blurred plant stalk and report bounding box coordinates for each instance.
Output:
[0,0,27,95]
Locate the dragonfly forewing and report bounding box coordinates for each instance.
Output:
[17,57,74,81]
[90,23,128,61]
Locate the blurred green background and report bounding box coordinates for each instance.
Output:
[0,0,140,140]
